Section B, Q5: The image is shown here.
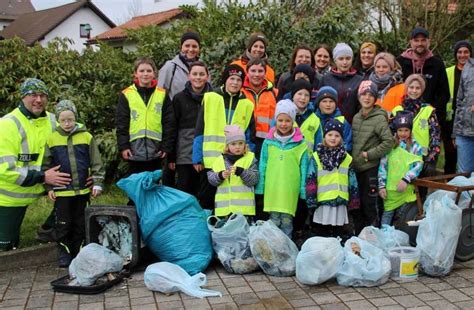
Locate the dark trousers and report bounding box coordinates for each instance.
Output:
[0,206,27,251]
[161,158,176,187]
[355,166,383,234]
[126,158,162,205]
[443,122,457,174]
[418,161,437,201]
[54,194,89,257]
[293,199,308,232]
[197,169,217,211]
[176,164,200,196]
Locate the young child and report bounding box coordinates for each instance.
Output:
[207,125,259,217]
[379,111,423,226]
[314,86,353,152]
[306,119,359,238]
[42,100,104,267]
[255,100,308,238]
[352,80,394,233]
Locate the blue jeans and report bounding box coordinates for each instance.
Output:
[270,212,293,238]
[381,203,410,226]
[456,135,474,173]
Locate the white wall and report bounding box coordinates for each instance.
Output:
[0,20,10,31]
[41,7,112,52]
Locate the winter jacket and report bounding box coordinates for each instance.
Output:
[167,81,211,164]
[352,106,394,172]
[453,58,474,137]
[158,54,190,100]
[207,153,259,187]
[320,68,363,124]
[376,83,405,113]
[397,51,450,127]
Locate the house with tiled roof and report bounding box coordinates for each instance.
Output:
[0,0,115,52]
[0,0,35,30]
[89,8,186,52]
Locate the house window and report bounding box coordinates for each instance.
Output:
[80,24,91,38]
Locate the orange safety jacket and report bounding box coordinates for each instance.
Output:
[376,83,405,113]
[232,58,275,84]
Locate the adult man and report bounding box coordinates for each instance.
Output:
[397,27,450,136]
[445,41,472,174]
[0,78,71,251]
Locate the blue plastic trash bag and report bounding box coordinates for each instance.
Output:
[208,213,259,274]
[117,170,212,275]
[69,243,123,286]
[296,237,344,285]
[337,237,391,287]
[144,262,222,299]
[416,196,462,276]
[358,225,409,253]
[249,220,299,277]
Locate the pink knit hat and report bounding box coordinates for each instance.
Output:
[224,125,245,144]
[374,52,396,71]
[404,74,426,93]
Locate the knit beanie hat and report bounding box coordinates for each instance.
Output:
[360,42,377,54]
[290,79,312,99]
[180,31,200,46]
[224,124,245,144]
[404,74,426,94]
[374,52,396,71]
[20,78,49,98]
[55,100,77,118]
[315,86,338,106]
[246,32,268,51]
[324,118,344,137]
[275,99,297,122]
[392,111,414,130]
[358,80,378,97]
[293,64,315,85]
[220,64,246,85]
[333,43,353,60]
[454,40,472,60]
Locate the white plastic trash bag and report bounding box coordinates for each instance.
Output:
[69,243,123,286]
[296,237,344,285]
[144,262,222,299]
[416,196,462,276]
[359,225,409,252]
[337,237,391,287]
[208,213,259,274]
[424,174,474,210]
[249,220,299,277]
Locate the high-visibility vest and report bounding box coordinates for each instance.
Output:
[313,152,352,202]
[212,152,256,216]
[202,92,254,168]
[0,108,56,206]
[242,81,277,138]
[446,65,455,121]
[302,115,345,153]
[384,146,422,211]
[375,83,405,113]
[392,105,433,155]
[123,84,166,142]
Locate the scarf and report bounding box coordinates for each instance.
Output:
[274,128,295,146]
[369,70,403,98]
[179,53,199,69]
[316,143,347,171]
[401,48,434,74]
[402,98,423,114]
[243,49,269,64]
[224,153,243,165]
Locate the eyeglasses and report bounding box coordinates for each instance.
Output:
[29,93,48,99]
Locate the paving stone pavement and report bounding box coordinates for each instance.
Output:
[1,260,473,309]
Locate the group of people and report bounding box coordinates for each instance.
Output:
[0,26,473,269]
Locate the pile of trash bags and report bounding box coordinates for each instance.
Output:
[117,170,212,275]
[358,225,410,253]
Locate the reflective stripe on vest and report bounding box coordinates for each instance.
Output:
[314,152,352,202]
[446,66,455,121]
[392,105,433,155]
[298,113,320,153]
[123,84,165,142]
[212,152,255,216]
[202,92,254,168]
[384,147,422,211]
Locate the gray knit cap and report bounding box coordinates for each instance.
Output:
[55,100,77,118]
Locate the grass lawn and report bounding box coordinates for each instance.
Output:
[19,185,128,248]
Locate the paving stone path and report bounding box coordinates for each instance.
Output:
[1,260,473,309]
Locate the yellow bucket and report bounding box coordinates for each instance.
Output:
[388,246,420,281]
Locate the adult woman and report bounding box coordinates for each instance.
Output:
[320,43,363,124]
[313,44,332,82]
[355,42,377,79]
[232,32,275,83]
[277,45,315,98]
[369,52,404,113]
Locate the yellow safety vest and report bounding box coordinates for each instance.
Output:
[297,115,345,154]
[123,84,166,142]
[392,105,433,155]
[212,152,256,216]
[202,92,254,168]
[446,65,455,121]
[313,152,352,202]
[384,146,422,211]
[0,108,56,206]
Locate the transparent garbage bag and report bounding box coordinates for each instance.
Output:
[358,225,409,253]
[416,196,462,276]
[424,174,474,210]
[249,220,299,277]
[337,237,391,287]
[208,213,259,274]
[144,262,222,299]
[296,237,344,285]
